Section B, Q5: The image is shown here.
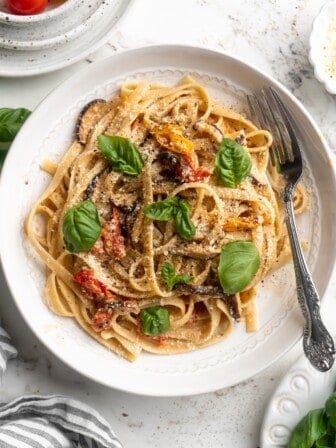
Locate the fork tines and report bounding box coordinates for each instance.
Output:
[247,87,303,169]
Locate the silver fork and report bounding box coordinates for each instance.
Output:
[247,87,335,372]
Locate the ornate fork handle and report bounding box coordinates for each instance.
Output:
[283,185,335,372]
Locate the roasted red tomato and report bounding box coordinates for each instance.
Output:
[92,308,112,332]
[6,0,48,15]
[73,269,115,302]
[101,207,126,260]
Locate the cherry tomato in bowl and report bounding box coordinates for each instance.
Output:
[6,0,48,15]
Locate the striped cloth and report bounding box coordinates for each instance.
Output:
[0,327,17,374]
[0,327,123,448]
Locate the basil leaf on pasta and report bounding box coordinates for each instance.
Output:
[161,262,193,291]
[145,197,195,240]
[215,138,252,188]
[98,135,144,176]
[161,262,175,290]
[63,200,102,253]
[175,206,196,240]
[144,197,179,221]
[140,306,170,336]
[218,241,260,294]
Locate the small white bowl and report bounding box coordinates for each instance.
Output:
[0,0,110,52]
[0,0,75,25]
[309,0,336,94]
[0,0,110,51]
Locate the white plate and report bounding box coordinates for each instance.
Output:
[0,0,111,51]
[0,0,133,76]
[260,354,336,447]
[1,45,335,396]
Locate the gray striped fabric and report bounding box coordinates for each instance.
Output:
[0,327,123,448]
[0,327,17,375]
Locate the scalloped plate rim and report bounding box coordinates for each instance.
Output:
[260,352,336,447]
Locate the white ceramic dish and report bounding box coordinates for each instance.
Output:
[1,45,335,396]
[309,0,336,94]
[0,0,76,24]
[260,353,336,447]
[0,0,133,76]
[0,0,110,51]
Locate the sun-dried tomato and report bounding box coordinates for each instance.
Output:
[73,269,115,302]
[182,154,211,182]
[154,334,168,345]
[158,151,211,183]
[92,308,112,332]
[102,207,126,260]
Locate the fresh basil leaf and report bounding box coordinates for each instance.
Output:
[98,135,144,176]
[144,197,179,221]
[215,138,252,188]
[288,409,327,448]
[0,108,31,143]
[63,200,102,253]
[175,207,196,240]
[161,262,176,291]
[0,141,10,151]
[178,198,192,215]
[140,306,170,336]
[174,274,193,287]
[176,198,196,240]
[218,241,260,294]
[0,108,31,169]
[315,433,334,448]
[326,392,336,429]
[161,262,193,291]
[145,196,195,240]
[0,150,7,170]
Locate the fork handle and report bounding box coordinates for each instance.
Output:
[283,186,335,372]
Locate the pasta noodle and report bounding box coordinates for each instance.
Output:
[25,77,307,361]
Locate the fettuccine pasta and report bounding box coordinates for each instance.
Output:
[25,77,307,361]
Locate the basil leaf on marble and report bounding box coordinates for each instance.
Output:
[288,408,328,448]
[325,392,336,429]
[0,107,31,169]
[0,107,31,143]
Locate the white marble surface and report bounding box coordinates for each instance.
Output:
[1,0,336,446]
